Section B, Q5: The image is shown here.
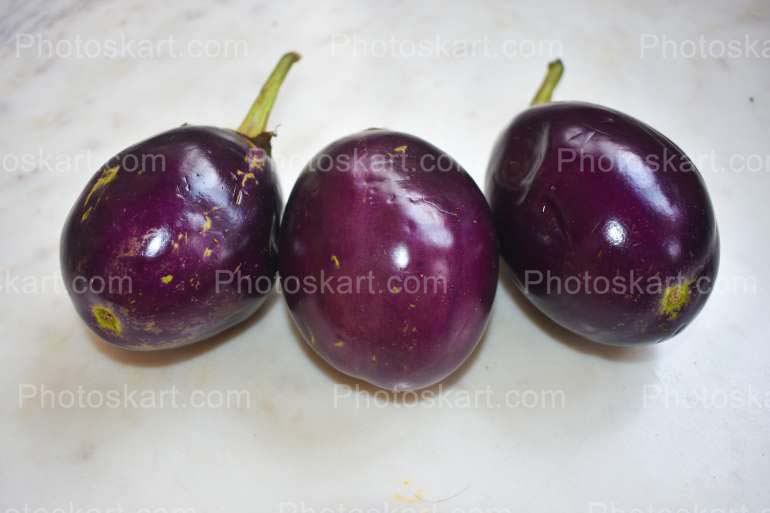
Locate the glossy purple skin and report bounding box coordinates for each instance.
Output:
[61,126,281,350]
[280,129,498,390]
[488,102,719,346]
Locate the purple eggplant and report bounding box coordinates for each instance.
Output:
[61,52,300,350]
[488,61,719,346]
[279,130,498,390]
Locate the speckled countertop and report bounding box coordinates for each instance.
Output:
[1,0,769,511]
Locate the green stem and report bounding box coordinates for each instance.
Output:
[237,51,301,139]
[530,59,564,105]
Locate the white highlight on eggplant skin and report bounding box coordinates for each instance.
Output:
[391,243,410,270]
[142,227,172,258]
[604,218,627,247]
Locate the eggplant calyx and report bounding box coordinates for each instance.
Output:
[530,59,564,106]
[237,51,301,150]
[252,131,274,155]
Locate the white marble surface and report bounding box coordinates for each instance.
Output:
[1,0,769,510]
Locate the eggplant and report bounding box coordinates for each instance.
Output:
[280,129,498,390]
[61,52,300,350]
[487,61,719,346]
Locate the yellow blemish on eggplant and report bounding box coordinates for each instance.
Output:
[83,165,119,207]
[390,286,401,294]
[161,274,174,284]
[330,255,341,269]
[236,169,257,187]
[393,145,408,154]
[408,303,416,309]
[202,215,212,233]
[245,152,265,171]
[334,340,345,348]
[234,169,258,204]
[203,247,212,258]
[81,206,93,222]
[234,263,242,274]
[659,280,691,320]
[91,305,122,337]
